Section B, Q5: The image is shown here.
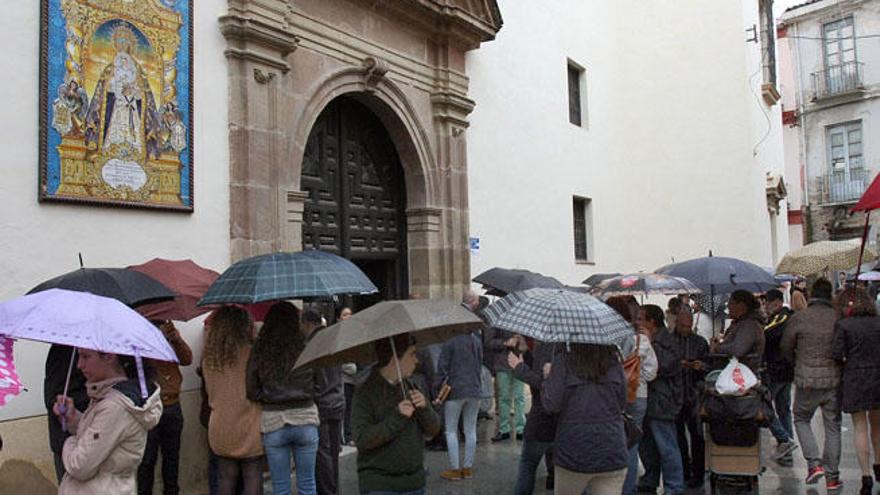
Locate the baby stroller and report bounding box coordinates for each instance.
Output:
[700,356,771,495]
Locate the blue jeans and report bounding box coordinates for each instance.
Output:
[622,398,648,495]
[262,423,319,495]
[362,490,425,495]
[513,438,553,495]
[638,418,684,495]
[445,398,480,469]
[767,380,793,443]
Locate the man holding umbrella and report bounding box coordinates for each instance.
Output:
[351,333,441,495]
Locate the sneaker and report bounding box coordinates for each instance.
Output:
[460,467,473,479]
[440,469,463,481]
[806,466,825,485]
[772,441,799,460]
[490,432,510,442]
[826,477,843,493]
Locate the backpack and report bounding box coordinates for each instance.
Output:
[622,334,641,404]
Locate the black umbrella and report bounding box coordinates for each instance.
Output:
[28,268,176,307]
[473,267,564,296]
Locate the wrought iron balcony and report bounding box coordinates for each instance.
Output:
[811,61,865,100]
[817,167,868,204]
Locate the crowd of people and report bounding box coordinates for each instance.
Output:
[39,281,880,495]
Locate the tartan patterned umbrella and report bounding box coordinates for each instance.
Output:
[482,288,633,346]
[775,239,878,277]
[592,273,702,298]
[198,250,377,306]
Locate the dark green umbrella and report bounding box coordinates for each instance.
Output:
[198,250,377,306]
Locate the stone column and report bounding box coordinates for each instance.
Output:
[220,0,299,262]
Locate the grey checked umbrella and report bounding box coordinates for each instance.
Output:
[198,250,377,306]
[482,288,633,346]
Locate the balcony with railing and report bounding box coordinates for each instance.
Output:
[811,61,865,100]
[817,167,869,204]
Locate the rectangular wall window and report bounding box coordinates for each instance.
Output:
[567,62,584,126]
[823,16,858,95]
[573,196,593,262]
[825,121,865,203]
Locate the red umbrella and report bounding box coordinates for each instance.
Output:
[851,173,880,275]
[128,259,219,321]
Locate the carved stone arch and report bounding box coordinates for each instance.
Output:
[289,68,436,211]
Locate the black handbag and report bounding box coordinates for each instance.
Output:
[623,412,642,449]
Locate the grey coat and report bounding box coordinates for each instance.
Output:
[781,298,841,389]
[437,331,483,400]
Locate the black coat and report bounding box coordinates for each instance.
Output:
[44,345,89,454]
[542,352,627,474]
[483,326,516,373]
[246,350,316,411]
[676,332,709,406]
[513,343,558,443]
[763,307,794,383]
[832,315,880,413]
[646,327,684,420]
[310,328,345,419]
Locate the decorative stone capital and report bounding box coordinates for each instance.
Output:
[219,10,299,73]
[431,90,475,130]
[407,207,442,233]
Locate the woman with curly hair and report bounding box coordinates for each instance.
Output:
[247,301,319,495]
[202,306,263,495]
[832,288,880,495]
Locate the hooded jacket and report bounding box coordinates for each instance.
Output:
[59,376,162,495]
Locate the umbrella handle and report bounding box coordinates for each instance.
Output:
[60,347,77,433]
[388,337,408,399]
[134,348,148,399]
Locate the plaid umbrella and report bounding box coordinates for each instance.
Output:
[482,288,633,346]
[198,250,377,306]
[775,239,878,277]
[592,273,701,298]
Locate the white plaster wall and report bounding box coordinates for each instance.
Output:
[0,0,231,421]
[467,0,786,286]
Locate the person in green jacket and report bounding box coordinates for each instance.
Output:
[352,333,441,494]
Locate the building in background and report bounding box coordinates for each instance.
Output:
[467,0,789,284]
[778,0,880,245]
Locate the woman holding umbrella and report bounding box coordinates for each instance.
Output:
[52,350,162,495]
[247,302,320,495]
[711,290,765,371]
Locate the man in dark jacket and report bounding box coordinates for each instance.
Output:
[303,309,345,495]
[509,342,558,495]
[351,333,441,494]
[781,279,843,491]
[484,325,526,441]
[762,289,798,465]
[673,308,708,488]
[638,305,685,495]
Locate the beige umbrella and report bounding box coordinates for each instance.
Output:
[775,239,878,276]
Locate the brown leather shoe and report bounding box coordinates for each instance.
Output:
[441,469,463,481]
[461,468,473,479]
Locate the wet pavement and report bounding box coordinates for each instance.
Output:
[339,413,874,494]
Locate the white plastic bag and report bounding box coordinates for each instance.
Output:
[715,357,757,396]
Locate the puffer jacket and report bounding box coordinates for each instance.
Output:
[781,298,841,389]
[59,377,162,495]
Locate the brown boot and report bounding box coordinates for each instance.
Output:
[460,467,473,479]
[441,469,463,481]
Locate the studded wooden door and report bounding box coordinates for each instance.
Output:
[301,96,408,300]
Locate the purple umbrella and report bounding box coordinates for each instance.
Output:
[0,289,178,411]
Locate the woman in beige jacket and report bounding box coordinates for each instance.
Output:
[53,349,162,495]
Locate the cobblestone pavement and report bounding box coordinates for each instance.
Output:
[339,414,873,495]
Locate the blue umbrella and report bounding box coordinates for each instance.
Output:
[198,250,378,305]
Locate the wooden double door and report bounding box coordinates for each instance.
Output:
[300,96,408,306]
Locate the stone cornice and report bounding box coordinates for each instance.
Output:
[219,12,299,73]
